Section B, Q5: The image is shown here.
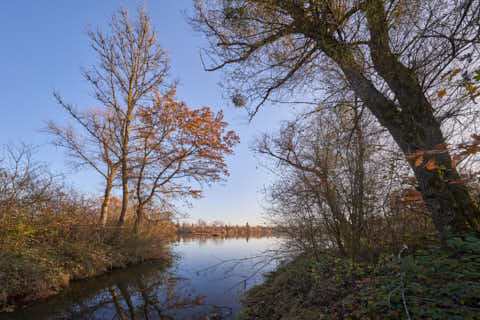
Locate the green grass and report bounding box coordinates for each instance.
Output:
[238,233,480,320]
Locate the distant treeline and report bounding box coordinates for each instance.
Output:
[175,220,274,237]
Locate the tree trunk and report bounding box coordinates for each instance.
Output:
[344,64,480,235]
[304,0,480,235]
[366,0,480,235]
[117,118,132,227]
[316,30,480,235]
[99,173,114,226]
[117,162,129,227]
[134,203,144,234]
[405,118,479,234]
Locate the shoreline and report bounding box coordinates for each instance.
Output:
[237,235,480,319]
[0,235,171,313]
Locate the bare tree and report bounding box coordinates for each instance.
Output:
[54,6,171,227]
[0,143,56,222]
[46,104,120,226]
[255,104,398,259]
[193,0,480,234]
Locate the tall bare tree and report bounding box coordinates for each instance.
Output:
[54,7,171,227]
[87,7,171,227]
[193,0,480,234]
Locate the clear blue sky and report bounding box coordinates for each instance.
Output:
[0,1,294,225]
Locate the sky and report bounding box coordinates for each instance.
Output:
[0,1,296,225]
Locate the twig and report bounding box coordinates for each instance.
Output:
[398,244,411,320]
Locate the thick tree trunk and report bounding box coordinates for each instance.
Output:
[403,117,479,234]
[314,0,480,235]
[363,0,479,234]
[343,64,480,234]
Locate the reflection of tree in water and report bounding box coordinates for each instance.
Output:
[65,271,232,320]
[4,260,232,320]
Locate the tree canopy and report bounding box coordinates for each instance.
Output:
[193,0,480,235]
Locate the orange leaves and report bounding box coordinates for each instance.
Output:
[451,160,456,168]
[414,155,424,167]
[441,68,462,81]
[192,295,207,305]
[449,68,463,81]
[407,143,449,171]
[132,87,240,204]
[425,158,436,170]
[438,68,480,103]
[402,134,480,188]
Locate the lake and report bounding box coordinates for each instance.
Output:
[2,236,282,320]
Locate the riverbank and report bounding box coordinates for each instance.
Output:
[238,234,480,319]
[0,221,172,313]
[2,236,280,319]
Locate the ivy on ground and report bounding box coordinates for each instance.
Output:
[238,234,480,319]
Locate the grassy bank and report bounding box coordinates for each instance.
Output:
[0,217,172,313]
[238,234,480,320]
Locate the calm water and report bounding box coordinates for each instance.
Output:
[2,236,281,320]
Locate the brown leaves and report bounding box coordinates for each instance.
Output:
[437,89,447,99]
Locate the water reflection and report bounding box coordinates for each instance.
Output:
[2,237,280,320]
[173,234,272,246]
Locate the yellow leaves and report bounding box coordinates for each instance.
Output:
[437,89,447,99]
[449,68,462,81]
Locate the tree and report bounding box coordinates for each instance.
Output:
[0,143,56,222]
[46,104,120,226]
[256,103,394,259]
[131,89,239,233]
[85,7,171,227]
[52,7,172,228]
[193,0,480,234]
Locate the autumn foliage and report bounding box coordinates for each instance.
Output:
[132,89,239,231]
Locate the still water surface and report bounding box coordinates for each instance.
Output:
[3,236,281,320]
